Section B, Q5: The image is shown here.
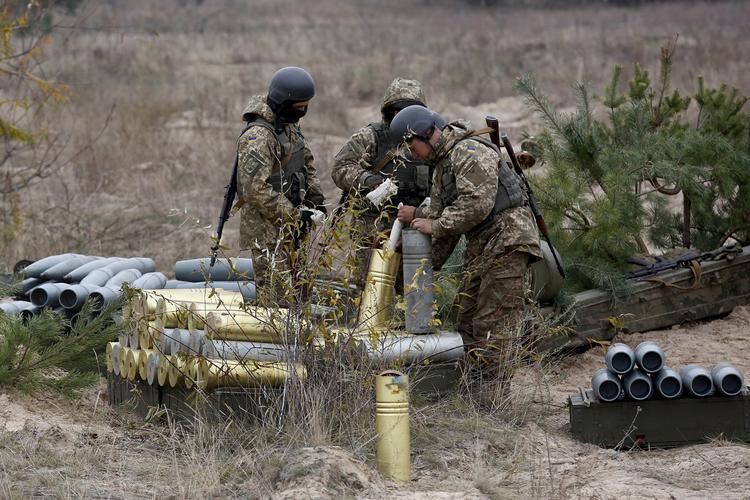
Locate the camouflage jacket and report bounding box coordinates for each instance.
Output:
[415,121,542,258]
[236,95,325,250]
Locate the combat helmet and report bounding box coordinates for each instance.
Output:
[381,78,426,125]
[266,67,315,124]
[389,105,446,143]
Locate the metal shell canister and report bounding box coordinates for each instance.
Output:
[376,370,410,482]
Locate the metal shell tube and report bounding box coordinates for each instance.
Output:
[146,350,160,385]
[59,284,100,310]
[361,332,464,364]
[105,342,118,373]
[21,253,81,278]
[89,287,121,312]
[125,348,146,381]
[17,302,40,320]
[0,302,24,315]
[64,257,122,282]
[119,347,131,379]
[29,283,67,308]
[605,343,635,375]
[401,229,434,334]
[680,364,714,397]
[634,341,665,373]
[168,355,190,388]
[157,354,173,386]
[530,240,565,303]
[167,328,193,355]
[104,268,143,290]
[591,368,623,402]
[40,255,100,281]
[203,339,294,362]
[131,272,168,290]
[203,310,291,342]
[81,258,155,286]
[188,328,206,355]
[111,343,123,375]
[711,362,745,397]
[137,349,153,380]
[654,366,682,399]
[622,368,653,400]
[186,301,249,331]
[357,248,400,333]
[139,289,243,318]
[155,297,193,329]
[174,257,255,282]
[376,370,410,482]
[21,277,43,294]
[195,358,306,390]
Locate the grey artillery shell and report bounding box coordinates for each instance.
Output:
[81,258,155,286]
[681,364,714,397]
[174,258,254,282]
[21,277,43,294]
[22,253,81,278]
[59,284,100,310]
[402,229,434,333]
[164,280,192,289]
[653,367,682,398]
[29,283,67,307]
[40,256,100,281]
[64,257,122,282]
[622,368,653,400]
[711,363,745,397]
[89,287,120,312]
[605,343,635,374]
[0,301,26,315]
[362,331,464,364]
[166,328,193,354]
[634,341,665,373]
[203,340,293,362]
[591,368,623,402]
[531,240,565,303]
[131,272,168,290]
[104,269,143,290]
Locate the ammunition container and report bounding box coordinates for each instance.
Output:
[711,363,744,397]
[195,358,306,390]
[680,364,714,397]
[622,368,653,400]
[402,229,434,334]
[634,341,665,373]
[605,343,635,375]
[376,370,410,482]
[654,367,682,398]
[358,248,401,333]
[591,368,622,402]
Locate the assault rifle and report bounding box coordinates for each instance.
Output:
[210,153,239,267]
[626,250,701,279]
[485,116,566,279]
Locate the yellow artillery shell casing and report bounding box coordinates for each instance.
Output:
[126,348,147,381]
[168,355,189,388]
[146,350,160,386]
[187,301,250,331]
[195,358,306,391]
[105,342,117,373]
[375,370,410,482]
[204,309,292,342]
[358,249,401,333]
[155,298,197,329]
[157,354,173,387]
[119,347,131,379]
[183,357,197,389]
[140,289,243,318]
[137,349,153,381]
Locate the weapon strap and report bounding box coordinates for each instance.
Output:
[229,122,256,215]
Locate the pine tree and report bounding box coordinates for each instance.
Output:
[516,42,750,292]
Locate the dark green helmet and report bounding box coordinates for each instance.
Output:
[389,105,445,142]
[267,67,315,111]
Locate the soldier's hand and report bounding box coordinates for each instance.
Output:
[397,205,417,223]
[410,218,433,235]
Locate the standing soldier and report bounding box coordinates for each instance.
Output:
[236,67,327,294]
[391,105,543,403]
[331,78,431,288]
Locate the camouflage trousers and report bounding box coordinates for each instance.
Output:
[454,237,533,403]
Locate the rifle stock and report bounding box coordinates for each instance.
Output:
[484,116,565,279]
[211,159,238,267]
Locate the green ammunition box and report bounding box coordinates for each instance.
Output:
[569,387,750,448]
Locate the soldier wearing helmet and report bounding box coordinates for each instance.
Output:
[392,105,543,402]
[236,67,326,292]
[331,78,432,288]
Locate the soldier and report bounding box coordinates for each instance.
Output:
[390,105,543,401]
[236,67,327,294]
[331,78,431,288]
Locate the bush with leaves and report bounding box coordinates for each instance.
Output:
[516,41,750,292]
[0,302,124,396]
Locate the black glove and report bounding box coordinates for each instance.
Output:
[316,204,328,216]
[362,174,384,190]
[299,209,315,234]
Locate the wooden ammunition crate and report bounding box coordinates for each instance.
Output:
[569,387,750,448]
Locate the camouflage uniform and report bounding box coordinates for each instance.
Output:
[236,95,325,293]
[415,120,543,399]
[332,78,431,288]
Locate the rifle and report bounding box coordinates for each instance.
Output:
[210,150,240,267]
[485,116,566,279]
[626,250,700,279]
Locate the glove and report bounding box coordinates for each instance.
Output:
[362,174,385,190]
[299,209,315,234]
[365,177,399,208]
[316,204,328,216]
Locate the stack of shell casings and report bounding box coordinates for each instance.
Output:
[591,341,745,402]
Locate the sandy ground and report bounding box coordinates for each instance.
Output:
[1,307,749,499]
